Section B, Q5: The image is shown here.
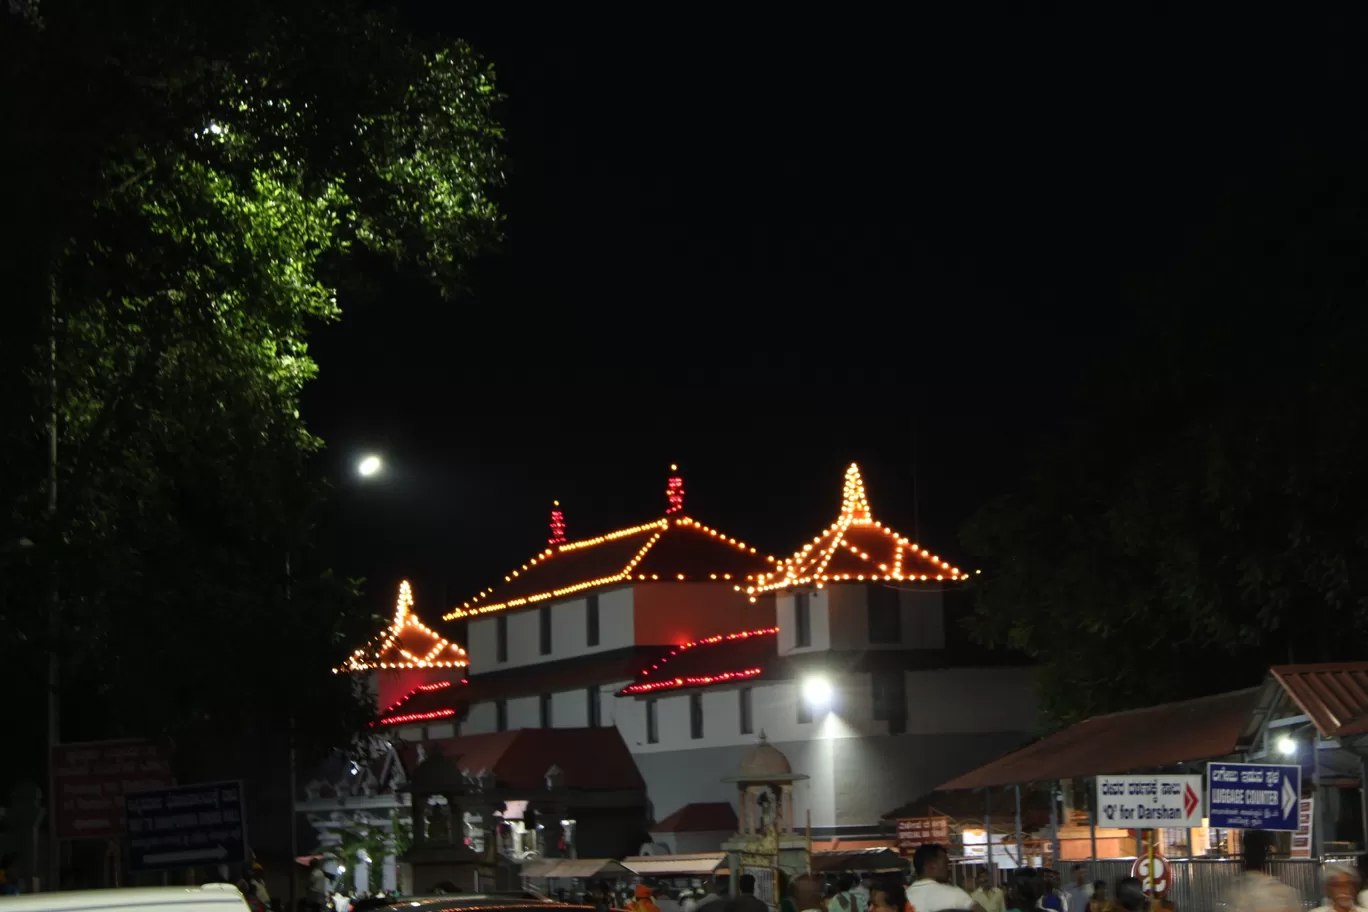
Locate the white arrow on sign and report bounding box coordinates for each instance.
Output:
[144,846,228,865]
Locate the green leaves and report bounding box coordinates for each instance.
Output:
[0,0,502,754]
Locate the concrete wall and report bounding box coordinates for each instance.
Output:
[622,666,1038,827]
[466,586,635,674]
[462,681,629,735]
[634,584,775,646]
[777,584,944,655]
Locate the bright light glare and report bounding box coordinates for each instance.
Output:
[357,455,382,477]
[802,675,833,707]
[337,865,346,874]
[1276,735,1297,756]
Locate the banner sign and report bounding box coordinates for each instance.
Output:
[1096,774,1203,828]
[1207,762,1301,831]
[897,816,950,855]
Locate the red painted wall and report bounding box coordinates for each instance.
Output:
[632,583,775,646]
[374,666,464,712]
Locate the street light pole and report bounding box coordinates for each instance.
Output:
[46,272,61,893]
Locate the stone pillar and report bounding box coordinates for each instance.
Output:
[382,854,398,892]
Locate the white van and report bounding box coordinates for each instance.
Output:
[0,883,252,912]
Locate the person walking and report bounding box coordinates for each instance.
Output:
[971,871,1004,912]
[1313,863,1368,912]
[1224,831,1300,912]
[907,845,980,912]
[1061,867,1091,912]
[728,875,771,912]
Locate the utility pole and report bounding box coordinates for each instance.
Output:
[45,271,60,892]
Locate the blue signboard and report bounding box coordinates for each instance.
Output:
[125,781,247,873]
[1206,762,1301,831]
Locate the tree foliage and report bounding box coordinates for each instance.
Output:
[962,159,1368,726]
[0,0,502,771]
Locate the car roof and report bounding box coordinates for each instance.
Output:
[0,884,249,912]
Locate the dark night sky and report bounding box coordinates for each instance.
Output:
[300,10,1368,619]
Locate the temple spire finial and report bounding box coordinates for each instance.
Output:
[394,579,414,627]
[665,463,685,515]
[841,463,872,522]
[548,499,567,546]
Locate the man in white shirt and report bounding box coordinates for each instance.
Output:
[970,871,1006,912]
[1061,866,1092,912]
[907,844,982,912]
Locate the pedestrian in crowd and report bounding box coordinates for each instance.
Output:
[777,873,799,912]
[1061,867,1090,912]
[682,882,701,912]
[1112,879,1146,912]
[870,876,911,912]
[853,875,873,912]
[1085,882,1108,912]
[831,874,860,912]
[1313,863,1367,912]
[1357,855,1368,909]
[1006,878,1038,912]
[696,877,726,912]
[1224,831,1300,912]
[728,874,770,912]
[630,883,662,912]
[307,860,330,912]
[0,855,20,896]
[1037,871,1064,912]
[908,844,979,912]
[971,871,1005,912]
[793,875,826,912]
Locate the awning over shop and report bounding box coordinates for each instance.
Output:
[1270,663,1368,739]
[810,849,907,873]
[622,853,728,876]
[939,687,1262,790]
[522,858,631,879]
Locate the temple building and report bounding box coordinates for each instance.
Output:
[351,464,1037,858]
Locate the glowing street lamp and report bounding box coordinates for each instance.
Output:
[357,454,383,478]
[1277,735,1297,756]
[802,675,833,708]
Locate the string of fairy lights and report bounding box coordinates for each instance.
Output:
[619,626,779,695]
[744,463,965,600]
[443,466,773,621]
[336,580,469,673]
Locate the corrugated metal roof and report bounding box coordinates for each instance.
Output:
[523,859,631,879]
[622,853,728,875]
[811,848,908,873]
[939,688,1261,790]
[1270,663,1368,738]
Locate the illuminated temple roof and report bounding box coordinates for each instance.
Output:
[618,627,779,695]
[338,580,469,673]
[746,463,965,597]
[443,468,775,620]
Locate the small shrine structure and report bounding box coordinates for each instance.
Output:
[721,733,810,904]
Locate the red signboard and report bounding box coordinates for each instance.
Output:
[897,816,950,855]
[52,739,173,839]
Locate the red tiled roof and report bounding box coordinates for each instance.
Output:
[402,728,645,791]
[938,687,1262,789]
[1271,662,1368,738]
[749,464,965,596]
[651,802,738,833]
[445,516,775,620]
[619,628,778,695]
[340,580,468,672]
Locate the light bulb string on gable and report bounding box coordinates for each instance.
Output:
[747,463,964,598]
[338,579,469,672]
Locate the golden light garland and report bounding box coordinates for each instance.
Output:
[444,511,774,621]
[745,463,966,601]
[336,580,470,673]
